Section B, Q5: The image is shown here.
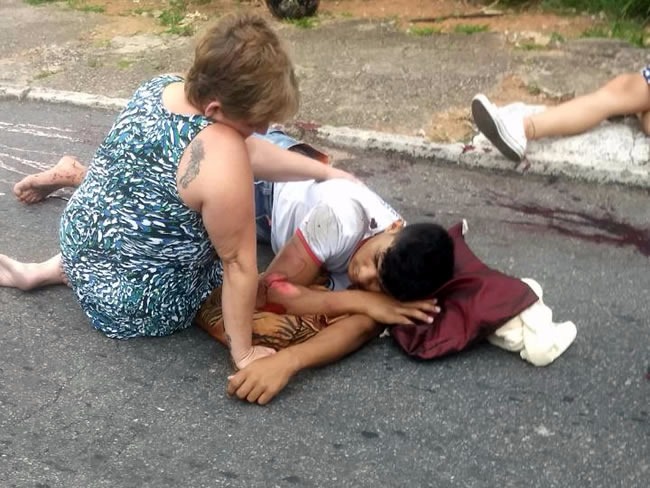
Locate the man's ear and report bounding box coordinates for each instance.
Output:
[203,100,221,119]
[385,219,405,234]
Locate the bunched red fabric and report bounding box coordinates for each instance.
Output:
[390,222,539,359]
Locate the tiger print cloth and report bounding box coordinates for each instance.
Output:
[195,285,349,351]
[60,75,223,339]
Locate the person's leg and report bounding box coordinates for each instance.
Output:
[0,253,67,291]
[14,156,87,204]
[525,72,650,140]
[472,70,650,162]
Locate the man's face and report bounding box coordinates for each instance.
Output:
[347,228,399,293]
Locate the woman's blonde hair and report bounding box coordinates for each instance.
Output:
[185,13,299,126]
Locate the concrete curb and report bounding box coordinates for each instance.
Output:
[0,83,128,111]
[311,125,649,189]
[2,83,648,189]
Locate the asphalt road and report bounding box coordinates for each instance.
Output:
[0,99,648,488]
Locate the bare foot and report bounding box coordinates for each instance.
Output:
[0,254,68,291]
[0,255,37,290]
[13,156,86,204]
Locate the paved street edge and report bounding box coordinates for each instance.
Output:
[1,83,647,189]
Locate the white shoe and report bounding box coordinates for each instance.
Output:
[471,94,527,162]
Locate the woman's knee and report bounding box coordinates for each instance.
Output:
[597,72,650,114]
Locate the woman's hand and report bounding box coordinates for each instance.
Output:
[233,345,277,370]
[362,292,440,326]
[319,165,361,183]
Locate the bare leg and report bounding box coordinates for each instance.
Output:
[525,73,650,140]
[13,156,87,204]
[0,253,67,291]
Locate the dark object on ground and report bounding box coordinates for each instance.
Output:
[265,0,320,19]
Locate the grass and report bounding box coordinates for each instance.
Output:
[488,0,648,46]
[516,41,547,50]
[454,24,489,35]
[526,83,542,96]
[285,16,319,29]
[132,8,154,16]
[34,70,57,79]
[25,0,103,12]
[581,19,646,47]
[408,26,441,36]
[550,32,566,44]
[117,59,134,69]
[159,0,194,36]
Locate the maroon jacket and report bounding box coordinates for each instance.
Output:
[390,222,539,359]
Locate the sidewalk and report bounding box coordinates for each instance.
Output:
[0,0,648,187]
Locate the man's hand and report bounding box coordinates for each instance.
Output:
[362,292,440,326]
[227,350,300,405]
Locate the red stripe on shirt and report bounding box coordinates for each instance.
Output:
[296,229,323,266]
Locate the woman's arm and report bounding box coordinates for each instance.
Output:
[245,135,354,182]
[178,126,272,368]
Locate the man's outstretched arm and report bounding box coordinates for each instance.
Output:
[260,274,437,326]
[226,314,383,405]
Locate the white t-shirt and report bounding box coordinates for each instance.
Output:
[271,179,403,290]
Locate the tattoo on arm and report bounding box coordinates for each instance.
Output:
[179,139,205,188]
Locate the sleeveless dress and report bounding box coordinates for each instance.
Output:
[59,75,223,339]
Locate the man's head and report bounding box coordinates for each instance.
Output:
[347,221,454,301]
[185,13,299,131]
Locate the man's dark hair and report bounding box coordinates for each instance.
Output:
[379,222,454,301]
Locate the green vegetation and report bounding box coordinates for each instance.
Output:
[489,0,648,47]
[285,16,319,29]
[159,0,194,36]
[25,0,103,12]
[581,19,646,46]
[408,26,441,36]
[549,31,565,44]
[132,8,153,16]
[516,41,546,50]
[117,59,134,69]
[454,24,489,35]
[67,1,103,13]
[526,83,542,96]
[495,0,648,19]
[34,70,57,79]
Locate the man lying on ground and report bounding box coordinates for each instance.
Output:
[2,130,576,405]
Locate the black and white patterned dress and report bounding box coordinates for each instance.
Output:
[59,75,223,338]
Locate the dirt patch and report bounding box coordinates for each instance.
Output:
[427,73,566,142]
[80,0,602,40]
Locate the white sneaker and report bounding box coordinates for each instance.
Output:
[471,94,527,162]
